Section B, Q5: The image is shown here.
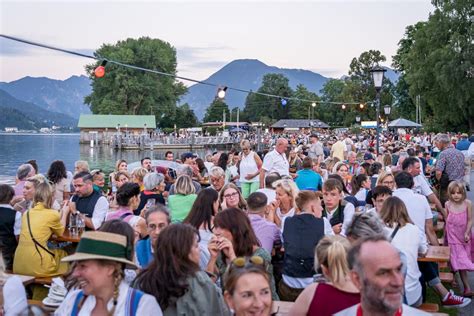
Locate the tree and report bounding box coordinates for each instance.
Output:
[393,0,473,132]
[289,84,320,119]
[203,99,230,123]
[242,74,293,122]
[84,37,187,128]
[319,50,394,127]
[174,103,199,128]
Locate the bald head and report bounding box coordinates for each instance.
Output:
[349,237,404,314]
[276,138,288,154]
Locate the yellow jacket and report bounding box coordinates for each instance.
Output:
[13,203,68,277]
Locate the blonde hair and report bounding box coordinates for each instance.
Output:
[33,182,54,209]
[295,190,322,212]
[115,159,127,171]
[131,167,148,183]
[240,139,251,149]
[273,179,299,204]
[376,171,394,186]
[315,235,351,285]
[75,160,89,173]
[448,181,467,202]
[175,175,196,195]
[26,174,48,187]
[219,183,247,210]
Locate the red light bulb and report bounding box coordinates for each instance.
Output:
[94,66,105,78]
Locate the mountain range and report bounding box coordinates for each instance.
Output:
[179,59,331,119]
[0,89,77,130]
[0,59,399,124]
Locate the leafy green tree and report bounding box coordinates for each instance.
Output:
[319,50,394,127]
[203,99,230,123]
[84,37,187,128]
[243,74,293,121]
[393,0,473,132]
[174,103,199,128]
[289,84,320,119]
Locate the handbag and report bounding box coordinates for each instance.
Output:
[26,211,55,263]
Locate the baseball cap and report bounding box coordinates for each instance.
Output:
[181,152,196,161]
[364,153,375,161]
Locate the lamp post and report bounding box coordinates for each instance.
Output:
[311,102,316,120]
[370,65,386,156]
[384,105,391,127]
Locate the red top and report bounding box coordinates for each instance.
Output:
[308,283,360,316]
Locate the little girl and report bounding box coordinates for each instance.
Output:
[445,181,474,296]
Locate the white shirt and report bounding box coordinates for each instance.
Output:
[55,281,162,315]
[0,204,21,235]
[385,224,426,306]
[392,188,431,248]
[239,151,259,183]
[261,149,289,176]
[413,174,433,196]
[256,188,276,205]
[91,196,109,230]
[3,276,28,316]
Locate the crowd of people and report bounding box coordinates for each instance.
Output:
[0,130,473,315]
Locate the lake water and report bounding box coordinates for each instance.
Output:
[0,133,216,182]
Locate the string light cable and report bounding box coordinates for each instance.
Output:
[1,34,372,107]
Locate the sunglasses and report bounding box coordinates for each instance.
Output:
[231,255,264,268]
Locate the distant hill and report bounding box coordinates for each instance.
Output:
[0,61,399,121]
[0,75,92,119]
[179,59,331,119]
[0,89,77,130]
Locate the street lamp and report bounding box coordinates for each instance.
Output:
[370,65,386,156]
[311,102,316,120]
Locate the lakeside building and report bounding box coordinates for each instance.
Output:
[78,114,156,144]
[271,119,330,133]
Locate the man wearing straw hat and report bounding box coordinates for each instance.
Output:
[55,231,162,315]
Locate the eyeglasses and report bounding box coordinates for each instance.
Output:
[224,191,239,199]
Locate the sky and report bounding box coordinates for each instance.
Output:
[0,0,434,85]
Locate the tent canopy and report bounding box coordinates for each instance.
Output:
[388,118,422,128]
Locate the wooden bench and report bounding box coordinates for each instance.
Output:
[439,272,454,283]
[34,277,53,285]
[418,303,439,313]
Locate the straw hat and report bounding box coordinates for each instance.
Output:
[62,231,137,269]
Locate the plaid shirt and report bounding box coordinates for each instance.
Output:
[435,146,465,181]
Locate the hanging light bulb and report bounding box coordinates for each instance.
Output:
[312,102,316,108]
[94,60,107,78]
[342,104,346,110]
[281,98,287,107]
[217,86,228,99]
[360,103,365,109]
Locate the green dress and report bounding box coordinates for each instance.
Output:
[168,194,197,223]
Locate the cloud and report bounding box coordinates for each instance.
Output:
[177,45,232,60]
[0,38,95,57]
